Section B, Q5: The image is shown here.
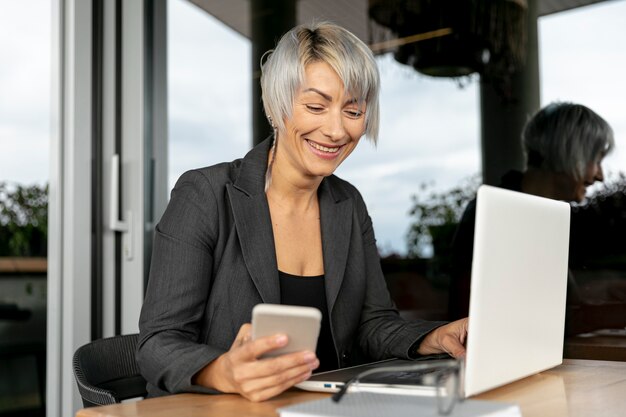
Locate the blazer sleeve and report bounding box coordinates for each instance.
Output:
[136,169,225,394]
[352,190,447,360]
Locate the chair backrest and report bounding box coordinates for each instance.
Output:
[73,333,147,407]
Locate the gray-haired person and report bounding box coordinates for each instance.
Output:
[137,21,468,402]
[449,102,620,328]
[521,102,614,203]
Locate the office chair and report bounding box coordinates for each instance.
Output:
[73,333,147,407]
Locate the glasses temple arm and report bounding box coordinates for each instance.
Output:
[331,359,460,404]
[331,377,355,403]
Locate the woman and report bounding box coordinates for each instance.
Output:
[137,22,468,402]
[519,102,613,203]
[449,102,617,324]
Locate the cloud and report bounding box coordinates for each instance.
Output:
[0,125,50,184]
[167,0,626,255]
[2,0,626,255]
[0,0,51,185]
[539,0,626,179]
[168,0,252,189]
[168,0,252,128]
[168,118,249,189]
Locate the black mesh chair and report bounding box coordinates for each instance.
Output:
[73,333,148,407]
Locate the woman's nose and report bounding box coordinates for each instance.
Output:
[595,162,604,182]
[322,111,346,141]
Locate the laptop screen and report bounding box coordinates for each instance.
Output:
[297,185,571,398]
[464,185,570,396]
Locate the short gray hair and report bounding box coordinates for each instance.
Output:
[522,102,614,180]
[260,22,380,143]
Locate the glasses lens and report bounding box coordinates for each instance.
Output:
[436,371,458,415]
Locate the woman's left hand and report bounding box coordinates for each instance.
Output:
[417,318,468,359]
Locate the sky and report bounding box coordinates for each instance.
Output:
[0,0,51,187]
[1,0,625,256]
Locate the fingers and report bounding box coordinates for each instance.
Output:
[459,318,469,345]
[231,323,291,360]
[234,348,318,379]
[234,333,290,361]
[441,333,466,359]
[219,323,320,401]
[232,323,252,348]
[440,318,468,359]
[236,357,319,402]
[241,368,313,402]
[416,318,469,357]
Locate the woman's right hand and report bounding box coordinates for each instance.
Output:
[193,323,320,402]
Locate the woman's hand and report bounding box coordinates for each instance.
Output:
[417,318,468,359]
[193,324,320,402]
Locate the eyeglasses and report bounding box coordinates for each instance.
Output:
[331,358,463,415]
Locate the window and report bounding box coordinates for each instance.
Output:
[0,1,50,415]
[167,0,250,191]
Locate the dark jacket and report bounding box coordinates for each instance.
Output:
[137,138,445,397]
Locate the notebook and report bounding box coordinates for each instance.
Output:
[278,392,521,417]
[296,185,571,398]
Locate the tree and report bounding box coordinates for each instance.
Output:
[406,175,480,259]
[0,182,48,257]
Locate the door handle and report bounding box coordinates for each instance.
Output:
[110,154,133,260]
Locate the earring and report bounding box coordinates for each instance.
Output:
[268,116,277,135]
[265,115,278,192]
[264,134,278,192]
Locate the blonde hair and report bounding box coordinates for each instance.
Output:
[260,21,380,144]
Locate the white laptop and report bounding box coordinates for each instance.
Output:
[297,185,571,398]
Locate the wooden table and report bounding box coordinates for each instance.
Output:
[76,359,626,417]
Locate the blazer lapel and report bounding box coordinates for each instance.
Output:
[319,178,353,314]
[228,186,280,304]
[228,137,280,304]
[227,138,353,309]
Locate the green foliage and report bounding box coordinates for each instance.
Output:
[406,171,626,265]
[406,175,481,258]
[0,182,48,256]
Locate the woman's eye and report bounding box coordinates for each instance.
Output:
[306,105,324,113]
[344,109,364,119]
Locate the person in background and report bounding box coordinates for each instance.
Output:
[137,21,468,403]
[449,102,626,335]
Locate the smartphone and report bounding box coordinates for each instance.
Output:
[251,304,322,358]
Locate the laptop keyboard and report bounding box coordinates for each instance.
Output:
[360,366,447,386]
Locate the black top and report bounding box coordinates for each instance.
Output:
[279,271,338,372]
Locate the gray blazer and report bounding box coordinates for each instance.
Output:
[137,138,445,397]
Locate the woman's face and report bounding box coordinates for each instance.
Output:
[276,61,367,182]
[561,159,605,202]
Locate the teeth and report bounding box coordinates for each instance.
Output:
[308,140,340,153]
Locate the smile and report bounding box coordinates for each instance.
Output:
[306,139,341,154]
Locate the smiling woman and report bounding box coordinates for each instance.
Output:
[267,62,366,188]
[138,21,469,403]
[259,23,380,143]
